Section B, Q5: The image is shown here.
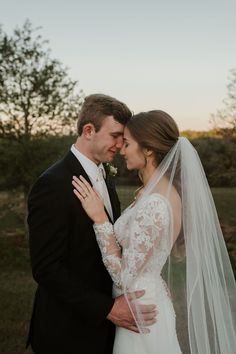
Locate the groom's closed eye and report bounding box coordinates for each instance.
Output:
[110,133,123,138]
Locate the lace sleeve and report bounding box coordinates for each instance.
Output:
[122,195,170,286]
[94,195,170,290]
[93,222,122,289]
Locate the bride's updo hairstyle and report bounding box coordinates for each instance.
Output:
[126,110,179,166]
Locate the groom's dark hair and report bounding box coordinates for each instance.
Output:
[77,93,132,135]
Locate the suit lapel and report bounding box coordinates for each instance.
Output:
[64,151,120,223]
[105,178,121,222]
[64,151,92,186]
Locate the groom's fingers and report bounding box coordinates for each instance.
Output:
[126,290,157,326]
[126,290,156,311]
[128,325,141,333]
[139,327,150,333]
[143,318,157,326]
[139,307,158,318]
[131,305,157,325]
[138,304,157,313]
[126,289,145,301]
[126,325,150,333]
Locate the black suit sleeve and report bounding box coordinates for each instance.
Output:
[28,173,114,324]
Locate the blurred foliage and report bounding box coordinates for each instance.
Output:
[181,130,219,139]
[0,135,75,194]
[114,135,236,187]
[0,135,236,193]
[210,68,236,137]
[192,137,236,187]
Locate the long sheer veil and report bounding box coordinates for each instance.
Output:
[122,137,236,353]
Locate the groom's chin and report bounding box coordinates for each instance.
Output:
[106,152,116,162]
[105,156,115,163]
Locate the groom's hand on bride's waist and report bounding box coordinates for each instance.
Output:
[107,290,157,333]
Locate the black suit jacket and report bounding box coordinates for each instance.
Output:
[27,151,121,354]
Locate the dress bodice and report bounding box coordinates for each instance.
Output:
[93,193,172,295]
[115,193,171,275]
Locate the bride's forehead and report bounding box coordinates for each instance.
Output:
[124,126,132,138]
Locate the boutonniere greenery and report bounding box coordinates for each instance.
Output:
[105,163,118,177]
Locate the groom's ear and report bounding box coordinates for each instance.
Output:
[82,123,96,139]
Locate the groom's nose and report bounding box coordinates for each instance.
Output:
[120,144,125,155]
[115,136,124,149]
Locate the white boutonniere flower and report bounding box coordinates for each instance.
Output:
[105,163,118,177]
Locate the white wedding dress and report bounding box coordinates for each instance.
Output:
[94,193,182,354]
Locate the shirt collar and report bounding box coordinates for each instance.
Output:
[71,145,106,181]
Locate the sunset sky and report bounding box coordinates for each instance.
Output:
[1,0,236,130]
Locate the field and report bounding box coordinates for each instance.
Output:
[0,187,235,353]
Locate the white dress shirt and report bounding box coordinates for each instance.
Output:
[71,145,113,221]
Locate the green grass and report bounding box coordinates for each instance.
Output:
[118,186,236,224]
[0,188,235,353]
[0,235,35,354]
[0,192,34,354]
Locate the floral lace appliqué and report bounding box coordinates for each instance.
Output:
[93,194,172,291]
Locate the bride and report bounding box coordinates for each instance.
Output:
[72,110,236,353]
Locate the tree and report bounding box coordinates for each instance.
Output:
[0,20,84,200]
[210,68,236,137]
[0,20,83,142]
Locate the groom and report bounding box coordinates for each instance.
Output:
[27,94,156,354]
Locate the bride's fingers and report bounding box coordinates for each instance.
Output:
[73,175,95,197]
[73,188,84,202]
[72,182,85,198]
[79,175,92,190]
[72,175,81,185]
[72,180,90,199]
[72,177,90,197]
[79,175,94,194]
[72,180,85,195]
